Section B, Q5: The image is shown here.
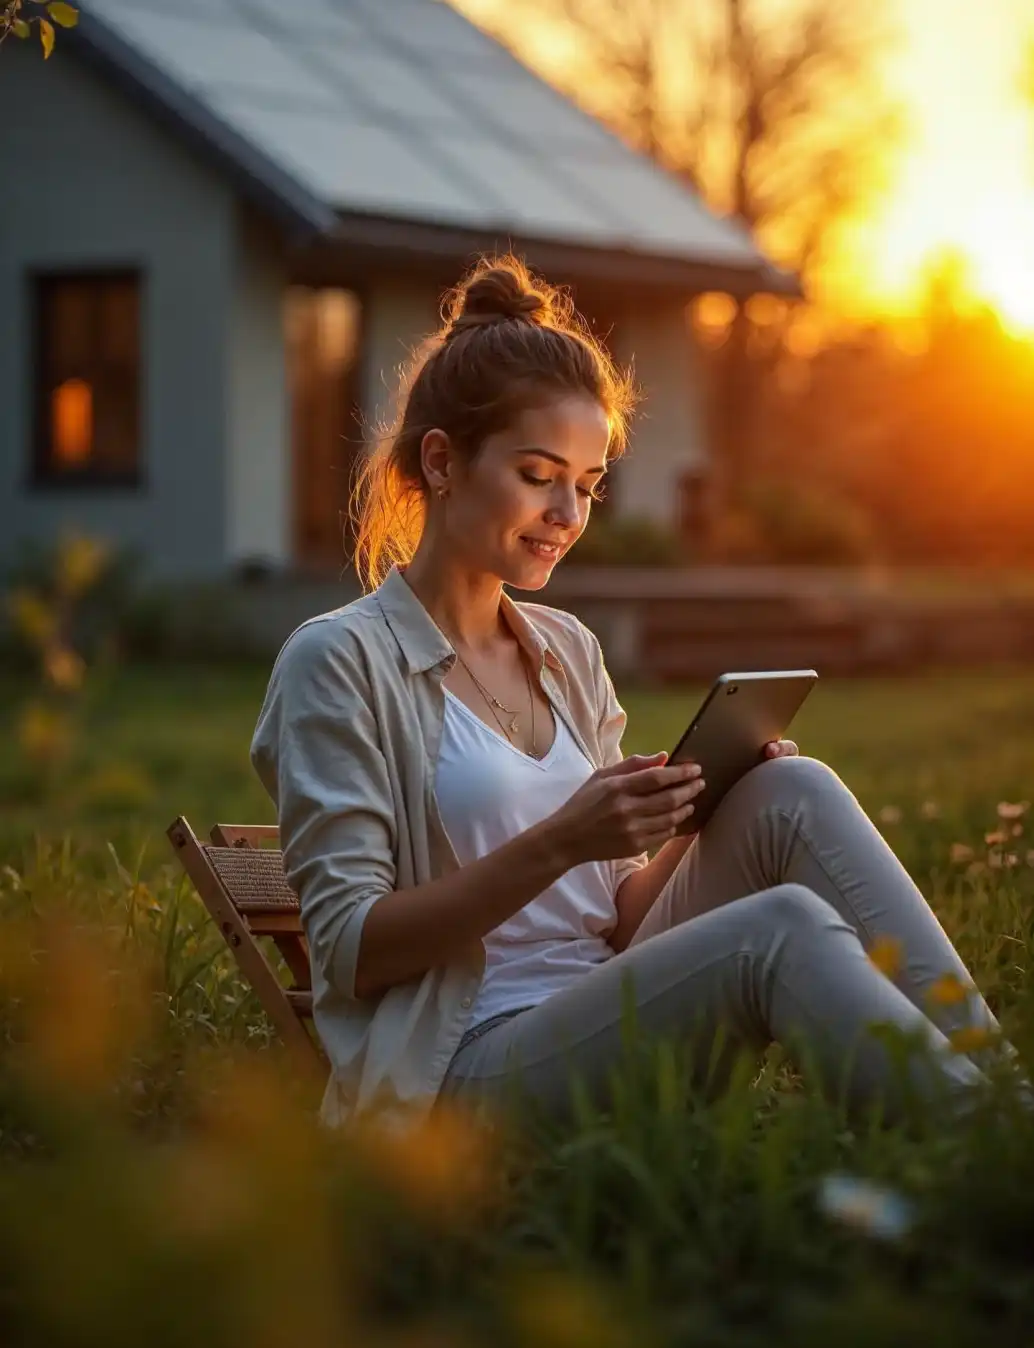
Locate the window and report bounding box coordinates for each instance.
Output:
[33,272,142,485]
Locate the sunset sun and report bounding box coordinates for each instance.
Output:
[850,0,1034,337]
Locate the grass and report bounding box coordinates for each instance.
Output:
[1,663,1034,1347]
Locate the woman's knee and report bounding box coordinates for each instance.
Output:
[748,753,846,811]
[758,752,839,790]
[755,881,843,935]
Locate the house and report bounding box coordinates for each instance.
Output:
[0,0,792,582]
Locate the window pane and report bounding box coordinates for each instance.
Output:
[46,281,94,373]
[35,273,141,483]
[99,280,139,366]
[51,378,94,467]
[94,374,139,473]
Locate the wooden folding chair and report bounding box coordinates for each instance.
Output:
[167,816,326,1077]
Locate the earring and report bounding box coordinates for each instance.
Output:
[436,486,449,501]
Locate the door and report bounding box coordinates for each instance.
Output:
[286,286,364,572]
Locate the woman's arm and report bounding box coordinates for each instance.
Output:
[607,834,694,954]
[354,817,574,999]
[585,623,692,953]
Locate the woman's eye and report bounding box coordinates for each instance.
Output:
[521,471,602,501]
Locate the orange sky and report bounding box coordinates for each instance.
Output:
[455,0,1034,334]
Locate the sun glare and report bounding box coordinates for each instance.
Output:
[862,176,1034,338]
[842,0,1034,338]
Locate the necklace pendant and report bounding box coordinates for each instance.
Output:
[509,715,519,734]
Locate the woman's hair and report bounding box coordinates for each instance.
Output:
[350,254,637,592]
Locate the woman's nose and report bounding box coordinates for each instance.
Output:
[546,487,580,527]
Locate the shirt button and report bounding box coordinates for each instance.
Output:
[460,996,472,1009]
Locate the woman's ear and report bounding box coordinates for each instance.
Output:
[420,428,452,497]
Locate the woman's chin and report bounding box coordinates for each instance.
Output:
[504,554,557,590]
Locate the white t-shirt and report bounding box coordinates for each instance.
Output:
[434,686,618,1027]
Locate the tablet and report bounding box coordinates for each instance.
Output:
[667,670,818,834]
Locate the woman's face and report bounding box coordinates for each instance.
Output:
[438,394,611,590]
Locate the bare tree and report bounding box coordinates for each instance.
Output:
[474,0,902,503]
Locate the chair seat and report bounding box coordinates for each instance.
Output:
[203,845,300,914]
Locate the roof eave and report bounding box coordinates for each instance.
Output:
[295,209,804,298]
[68,9,337,243]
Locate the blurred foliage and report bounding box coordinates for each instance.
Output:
[3,596,1034,1342]
[712,477,880,565]
[1,823,1034,1345]
[572,514,689,567]
[0,0,77,58]
[724,250,1034,568]
[1,538,264,666]
[4,534,121,804]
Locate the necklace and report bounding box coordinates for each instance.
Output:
[447,641,537,757]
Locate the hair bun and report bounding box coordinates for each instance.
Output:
[445,258,550,337]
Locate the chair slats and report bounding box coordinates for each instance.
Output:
[203,845,300,914]
[210,823,281,849]
[167,816,325,1075]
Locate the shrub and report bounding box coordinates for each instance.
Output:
[714,478,881,565]
[571,514,688,567]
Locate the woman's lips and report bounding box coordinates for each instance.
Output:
[521,537,561,560]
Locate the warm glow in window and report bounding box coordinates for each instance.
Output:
[51,378,93,465]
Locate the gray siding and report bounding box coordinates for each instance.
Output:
[227,213,290,568]
[360,275,441,440]
[0,39,235,579]
[610,300,707,526]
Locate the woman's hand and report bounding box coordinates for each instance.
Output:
[763,739,799,760]
[547,753,706,867]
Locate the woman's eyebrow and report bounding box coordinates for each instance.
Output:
[515,447,607,475]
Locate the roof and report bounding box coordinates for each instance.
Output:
[73,0,796,293]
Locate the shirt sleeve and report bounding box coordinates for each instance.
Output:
[585,625,649,889]
[250,623,396,1002]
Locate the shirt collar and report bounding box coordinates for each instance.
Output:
[375,565,564,677]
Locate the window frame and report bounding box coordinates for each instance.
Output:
[29,268,146,491]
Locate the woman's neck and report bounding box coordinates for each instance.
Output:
[402,545,508,656]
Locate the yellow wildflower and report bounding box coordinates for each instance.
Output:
[878,805,902,826]
[8,589,56,649]
[44,643,86,692]
[869,935,903,980]
[927,973,969,1007]
[17,702,70,762]
[948,1026,993,1054]
[56,534,109,598]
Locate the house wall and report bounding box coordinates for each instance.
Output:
[0,39,235,579]
[227,213,290,568]
[609,299,708,528]
[359,275,441,439]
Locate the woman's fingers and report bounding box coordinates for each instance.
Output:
[631,778,706,822]
[765,739,799,758]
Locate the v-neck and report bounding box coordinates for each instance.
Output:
[442,686,560,769]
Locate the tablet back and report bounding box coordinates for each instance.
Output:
[668,670,817,834]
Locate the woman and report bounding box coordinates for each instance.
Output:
[252,255,1006,1133]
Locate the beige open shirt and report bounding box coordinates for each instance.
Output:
[251,565,647,1129]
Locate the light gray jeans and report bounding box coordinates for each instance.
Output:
[437,756,1008,1127]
